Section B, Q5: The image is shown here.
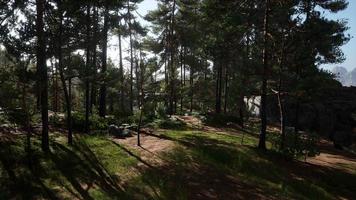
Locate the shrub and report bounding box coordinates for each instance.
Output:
[6,108,27,125]
[156,118,186,130]
[270,129,320,160]
[204,113,241,127]
[71,112,108,132]
[155,103,168,119]
[49,114,64,127]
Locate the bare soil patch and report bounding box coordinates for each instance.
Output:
[307,140,356,174]
[111,133,175,167]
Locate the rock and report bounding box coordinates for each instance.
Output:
[108,125,122,136]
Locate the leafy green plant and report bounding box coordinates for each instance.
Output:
[204,113,241,127]
[71,112,109,132]
[49,114,63,128]
[270,130,320,160]
[156,119,187,130]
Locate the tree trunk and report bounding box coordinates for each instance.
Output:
[85,4,91,133]
[215,59,222,114]
[128,0,134,114]
[190,66,194,113]
[118,21,124,112]
[169,0,177,115]
[58,7,73,145]
[224,65,229,113]
[90,6,99,114]
[258,0,270,150]
[99,4,109,118]
[180,47,184,113]
[20,66,32,169]
[36,0,49,152]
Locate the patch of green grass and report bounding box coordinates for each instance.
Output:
[0,134,138,199]
[154,129,356,200]
[1,127,355,200]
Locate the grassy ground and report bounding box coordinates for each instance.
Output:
[0,124,355,199]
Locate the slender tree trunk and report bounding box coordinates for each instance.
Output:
[57,7,73,145]
[52,61,59,113]
[128,0,134,114]
[20,69,32,169]
[164,49,168,110]
[258,0,270,150]
[277,42,286,150]
[90,6,98,114]
[169,0,177,115]
[36,0,49,152]
[85,4,91,133]
[215,58,223,114]
[99,4,109,118]
[137,63,145,147]
[224,65,229,113]
[135,52,140,106]
[190,66,194,113]
[118,22,124,112]
[180,47,184,113]
[278,75,285,150]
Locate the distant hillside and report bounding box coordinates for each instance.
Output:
[332,67,356,86]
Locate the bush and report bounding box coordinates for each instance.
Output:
[6,108,27,125]
[204,113,241,126]
[0,113,10,124]
[155,118,186,130]
[270,129,320,160]
[71,112,108,132]
[49,114,64,127]
[155,103,168,119]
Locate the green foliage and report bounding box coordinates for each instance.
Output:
[270,130,320,159]
[155,103,168,119]
[0,113,10,124]
[71,112,109,132]
[6,109,27,125]
[204,113,241,127]
[155,118,187,130]
[0,135,138,199]
[49,114,64,128]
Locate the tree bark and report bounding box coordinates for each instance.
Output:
[215,58,223,114]
[85,4,91,133]
[258,0,270,150]
[118,21,124,112]
[128,0,134,114]
[36,0,49,152]
[180,47,184,113]
[224,65,229,113]
[190,64,194,113]
[169,0,177,115]
[99,4,109,118]
[57,6,73,145]
[90,6,99,114]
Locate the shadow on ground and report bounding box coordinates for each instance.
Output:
[1,130,355,200]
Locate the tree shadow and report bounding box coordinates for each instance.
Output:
[149,133,356,200]
[50,141,129,199]
[0,136,134,199]
[110,140,155,169]
[0,139,59,200]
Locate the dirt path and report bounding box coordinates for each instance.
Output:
[307,140,356,174]
[176,115,356,175]
[111,133,175,167]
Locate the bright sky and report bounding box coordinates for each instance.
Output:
[108,0,356,72]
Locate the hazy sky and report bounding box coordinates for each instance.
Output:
[109,0,356,71]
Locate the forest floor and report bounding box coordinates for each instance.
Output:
[0,116,355,200]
